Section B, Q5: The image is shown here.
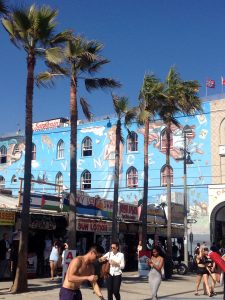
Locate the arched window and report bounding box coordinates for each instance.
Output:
[13,144,20,154]
[11,175,17,184]
[127,166,138,188]
[55,172,63,193]
[127,132,138,152]
[161,165,173,186]
[160,128,173,152]
[81,170,91,190]
[32,143,36,161]
[0,176,5,189]
[57,140,64,159]
[0,146,7,164]
[82,137,92,156]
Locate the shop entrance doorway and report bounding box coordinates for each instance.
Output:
[210,201,225,244]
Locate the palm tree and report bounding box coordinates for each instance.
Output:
[111,94,132,240]
[159,67,202,259]
[137,75,164,250]
[38,36,121,249]
[2,5,71,292]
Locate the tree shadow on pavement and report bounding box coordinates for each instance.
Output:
[0,281,61,295]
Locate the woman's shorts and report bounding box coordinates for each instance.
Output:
[197,267,209,275]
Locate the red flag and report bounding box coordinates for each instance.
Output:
[221,76,225,85]
[206,79,215,88]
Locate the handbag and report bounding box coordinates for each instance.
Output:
[101,252,111,279]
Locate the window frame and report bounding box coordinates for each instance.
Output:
[81,170,91,190]
[127,132,138,152]
[161,165,174,186]
[55,171,63,193]
[82,137,92,157]
[57,139,65,159]
[0,176,5,189]
[32,143,36,161]
[11,175,17,184]
[160,128,173,152]
[0,146,7,164]
[126,166,138,188]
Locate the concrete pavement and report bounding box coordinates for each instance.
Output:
[0,272,224,300]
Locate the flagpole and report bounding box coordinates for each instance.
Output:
[206,84,207,97]
[222,76,224,93]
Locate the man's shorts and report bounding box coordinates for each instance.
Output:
[59,287,82,300]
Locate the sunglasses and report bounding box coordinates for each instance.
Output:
[111,246,117,249]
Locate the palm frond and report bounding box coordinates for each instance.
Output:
[87,59,110,74]
[50,30,73,45]
[80,97,92,121]
[0,0,8,15]
[45,47,64,64]
[35,6,58,44]
[137,109,151,126]
[12,7,31,33]
[124,107,139,127]
[85,78,121,92]
[85,40,104,55]
[45,61,69,76]
[36,71,60,88]
[112,94,129,115]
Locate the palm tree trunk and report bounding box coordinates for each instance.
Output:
[68,76,77,249]
[142,119,149,251]
[12,50,35,293]
[112,120,121,241]
[166,123,172,258]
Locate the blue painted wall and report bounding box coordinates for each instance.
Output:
[0,102,211,214]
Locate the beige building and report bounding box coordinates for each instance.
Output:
[209,97,225,244]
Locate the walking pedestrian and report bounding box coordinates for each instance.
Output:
[0,233,11,280]
[49,240,59,280]
[147,246,164,300]
[60,245,105,300]
[194,247,212,296]
[99,241,125,300]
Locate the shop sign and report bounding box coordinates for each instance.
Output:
[62,250,76,281]
[119,203,138,221]
[76,219,112,233]
[147,226,184,237]
[76,192,139,221]
[32,119,61,131]
[29,215,56,230]
[0,211,15,225]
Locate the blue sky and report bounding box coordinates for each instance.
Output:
[1,0,225,135]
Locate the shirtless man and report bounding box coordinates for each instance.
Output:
[60,245,105,300]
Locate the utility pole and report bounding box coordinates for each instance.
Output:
[183,126,193,267]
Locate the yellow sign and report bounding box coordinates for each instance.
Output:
[0,211,15,225]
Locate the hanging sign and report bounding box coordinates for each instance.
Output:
[62,250,76,281]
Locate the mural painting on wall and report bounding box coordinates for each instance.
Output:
[0,139,25,168]
[208,185,225,215]
[78,111,209,205]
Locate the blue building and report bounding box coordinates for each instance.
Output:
[1,96,225,253]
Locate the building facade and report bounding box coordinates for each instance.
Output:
[1,96,225,253]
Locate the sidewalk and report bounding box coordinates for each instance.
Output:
[0,272,223,300]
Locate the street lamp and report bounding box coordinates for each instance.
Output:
[183,125,194,267]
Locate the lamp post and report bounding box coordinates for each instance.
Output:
[183,126,194,267]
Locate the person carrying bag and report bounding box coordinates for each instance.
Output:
[99,241,125,300]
